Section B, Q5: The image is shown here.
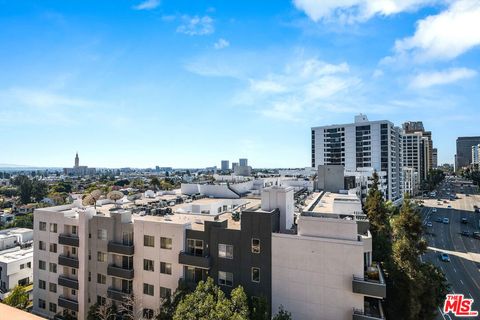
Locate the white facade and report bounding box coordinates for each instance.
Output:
[0,246,33,299]
[472,144,480,166]
[261,187,294,232]
[272,192,381,320]
[312,114,402,202]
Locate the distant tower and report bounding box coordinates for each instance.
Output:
[75,152,79,167]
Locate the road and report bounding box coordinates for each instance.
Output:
[419,179,480,320]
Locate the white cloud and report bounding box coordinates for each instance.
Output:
[214,38,230,49]
[238,58,360,121]
[3,88,93,108]
[133,0,160,10]
[292,0,439,23]
[410,67,477,88]
[177,15,214,36]
[392,0,480,62]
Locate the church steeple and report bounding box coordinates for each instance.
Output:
[75,152,79,167]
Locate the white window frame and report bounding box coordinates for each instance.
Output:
[218,244,233,259]
[218,271,233,287]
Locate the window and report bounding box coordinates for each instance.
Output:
[218,271,233,287]
[187,239,203,256]
[144,235,155,247]
[27,262,31,268]
[143,283,154,296]
[39,279,46,290]
[97,229,107,240]
[123,232,133,245]
[49,263,57,273]
[72,225,78,235]
[38,299,46,309]
[39,241,46,251]
[39,260,46,270]
[160,262,172,275]
[97,251,107,263]
[143,308,154,319]
[160,287,171,299]
[251,267,260,283]
[50,223,57,233]
[49,282,57,293]
[88,272,91,282]
[88,250,91,260]
[97,273,106,284]
[143,259,154,272]
[39,221,46,231]
[72,268,76,275]
[72,247,77,255]
[251,238,260,254]
[71,289,76,295]
[49,302,57,313]
[160,237,172,249]
[49,243,57,253]
[20,264,25,270]
[218,244,233,259]
[97,296,106,306]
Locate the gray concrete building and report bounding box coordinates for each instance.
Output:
[456,136,480,170]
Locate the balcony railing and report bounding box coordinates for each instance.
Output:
[58,255,79,269]
[108,241,134,255]
[352,298,385,320]
[107,287,131,302]
[178,252,211,269]
[352,264,386,298]
[58,296,79,312]
[58,234,79,247]
[58,275,79,290]
[107,265,134,279]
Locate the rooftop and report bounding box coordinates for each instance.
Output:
[0,246,33,263]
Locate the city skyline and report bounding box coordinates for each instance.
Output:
[1,1,480,168]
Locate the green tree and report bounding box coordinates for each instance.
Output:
[157,282,190,320]
[249,296,269,320]
[32,179,48,202]
[151,177,161,190]
[272,305,292,320]
[364,171,391,262]
[230,286,250,319]
[12,213,33,228]
[173,278,249,320]
[12,175,33,204]
[3,285,29,310]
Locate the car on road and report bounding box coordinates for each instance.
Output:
[432,208,437,213]
[426,222,433,227]
[461,218,468,224]
[440,253,450,262]
[461,230,471,237]
[473,232,480,240]
[436,217,443,223]
[447,205,452,208]
[443,218,450,224]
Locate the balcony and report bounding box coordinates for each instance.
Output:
[178,252,210,269]
[58,275,79,290]
[108,241,134,255]
[58,296,79,312]
[352,264,386,298]
[58,234,79,247]
[107,287,131,302]
[58,255,79,269]
[107,265,134,279]
[352,298,385,320]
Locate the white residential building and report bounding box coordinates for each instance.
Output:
[312,114,403,202]
[472,144,480,166]
[272,191,385,320]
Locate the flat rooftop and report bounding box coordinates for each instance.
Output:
[0,246,33,263]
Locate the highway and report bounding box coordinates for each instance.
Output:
[419,179,480,320]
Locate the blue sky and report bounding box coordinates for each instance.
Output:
[1,0,479,168]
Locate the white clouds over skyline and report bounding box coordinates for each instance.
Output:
[410,67,477,88]
[392,0,480,62]
[292,0,440,23]
[133,0,160,11]
[176,15,214,36]
[214,38,230,49]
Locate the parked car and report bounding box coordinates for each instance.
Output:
[432,208,437,213]
[461,230,471,237]
[426,222,433,227]
[440,253,450,262]
[443,218,450,224]
[473,232,480,240]
[461,218,468,224]
[447,205,452,208]
[436,217,443,223]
